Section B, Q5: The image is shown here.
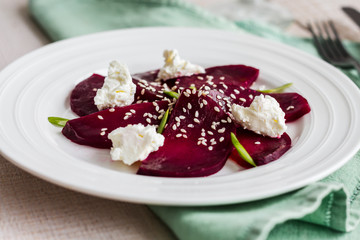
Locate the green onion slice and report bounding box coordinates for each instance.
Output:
[48,117,69,127]
[230,132,256,167]
[258,83,293,93]
[164,91,179,99]
[157,108,170,134]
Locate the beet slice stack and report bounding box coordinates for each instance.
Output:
[137,89,235,177]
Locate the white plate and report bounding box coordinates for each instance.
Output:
[1,27,360,206]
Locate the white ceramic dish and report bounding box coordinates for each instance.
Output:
[1,27,360,206]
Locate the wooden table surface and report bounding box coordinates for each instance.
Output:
[1,0,360,239]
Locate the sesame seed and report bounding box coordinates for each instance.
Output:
[175,117,180,122]
[200,103,204,108]
[186,89,192,94]
[218,128,226,133]
[208,146,213,151]
[227,117,232,123]
[201,132,206,137]
[287,106,295,110]
[187,103,192,109]
[255,141,261,145]
[219,89,224,94]
[240,86,245,90]
[197,76,204,80]
[100,132,106,136]
[146,118,151,123]
[130,109,136,114]
[219,137,224,142]
[183,108,187,113]
[141,89,145,95]
[249,94,254,99]
[109,108,115,112]
[239,98,246,102]
[180,129,187,133]
[214,106,220,112]
[207,131,214,135]
[125,112,132,116]
[216,95,222,100]
[221,83,228,89]
[219,76,225,80]
[183,135,188,139]
[183,92,190,97]
[203,99,208,105]
[176,134,182,138]
[234,89,240,94]
[194,118,200,124]
[101,128,108,131]
[124,116,129,120]
[192,88,196,94]
[176,122,180,127]
[179,115,185,119]
[230,94,236,99]
[97,115,104,120]
[172,124,177,130]
[93,88,97,91]
[195,111,199,118]
[188,124,194,128]
[155,106,160,111]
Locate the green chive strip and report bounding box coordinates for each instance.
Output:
[48,117,69,127]
[258,83,293,93]
[157,108,170,134]
[164,91,179,99]
[230,132,256,167]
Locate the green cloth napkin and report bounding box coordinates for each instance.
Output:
[29,0,360,239]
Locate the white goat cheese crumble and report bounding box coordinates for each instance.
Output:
[231,94,287,138]
[157,49,205,81]
[94,61,136,110]
[108,124,165,165]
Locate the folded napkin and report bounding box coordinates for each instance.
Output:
[30,0,360,239]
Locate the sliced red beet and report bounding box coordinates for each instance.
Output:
[269,92,311,122]
[70,74,105,116]
[164,64,259,91]
[137,89,236,177]
[62,101,169,148]
[231,128,291,167]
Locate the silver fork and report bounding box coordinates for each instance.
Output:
[307,20,360,74]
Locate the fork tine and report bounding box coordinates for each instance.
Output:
[307,23,331,61]
[328,21,350,58]
[320,21,338,59]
